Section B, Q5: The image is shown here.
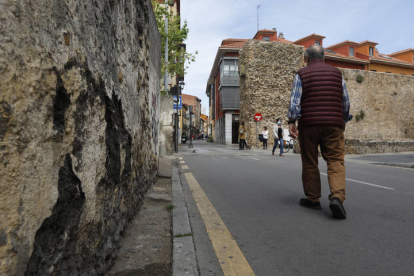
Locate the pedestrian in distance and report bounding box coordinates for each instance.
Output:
[239,122,247,150]
[272,119,284,156]
[262,126,268,149]
[287,45,353,219]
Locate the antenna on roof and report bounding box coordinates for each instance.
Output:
[257,5,261,31]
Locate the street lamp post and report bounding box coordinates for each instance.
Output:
[188,106,194,148]
[176,81,185,153]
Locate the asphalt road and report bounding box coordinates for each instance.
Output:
[177,140,414,276]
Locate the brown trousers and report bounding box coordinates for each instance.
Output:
[299,126,346,202]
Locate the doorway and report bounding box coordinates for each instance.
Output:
[232,114,239,144]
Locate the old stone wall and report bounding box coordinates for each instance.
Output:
[239,40,414,153]
[239,40,304,148]
[340,69,414,142]
[0,0,160,275]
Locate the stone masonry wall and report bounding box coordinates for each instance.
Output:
[0,0,160,275]
[340,69,414,142]
[239,40,414,153]
[239,40,304,148]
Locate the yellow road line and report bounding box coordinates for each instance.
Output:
[180,161,185,164]
[185,173,255,276]
[182,165,189,169]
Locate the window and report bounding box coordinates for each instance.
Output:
[349,47,354,57]
[263,36,270,41]
[220,59,239,86]
[369,47,374,56]
[315,41,321,46]
[370,70,377,72]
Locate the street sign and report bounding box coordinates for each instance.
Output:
[173,96,182,109]
[254,113,262,122]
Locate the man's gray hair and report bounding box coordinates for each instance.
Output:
[305,45,325,62]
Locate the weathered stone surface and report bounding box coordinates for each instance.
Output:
[0,0,160,275]
[239,39,304,148]
[341,69,414,142]
[239,40,414,153]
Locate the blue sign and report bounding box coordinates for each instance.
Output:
[173,96,182,109]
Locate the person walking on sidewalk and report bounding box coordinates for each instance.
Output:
[287,45,353,219]
[272,119,284,156]
[239,122,247,150]
[262,126,268,149]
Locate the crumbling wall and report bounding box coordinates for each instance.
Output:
[0,0,160,275]
[239,40,414,153]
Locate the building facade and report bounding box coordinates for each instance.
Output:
[179,103,189,143]
[181,94,202,137]
[206,28,414,144]
[206,39,246,144]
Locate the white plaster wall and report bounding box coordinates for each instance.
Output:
[225,113,233,145]
[159,95,174,156]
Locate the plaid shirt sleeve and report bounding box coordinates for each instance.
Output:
[342,78,353,123]
[287,74,302,120]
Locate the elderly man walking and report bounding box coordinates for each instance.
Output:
[287,45,353,219]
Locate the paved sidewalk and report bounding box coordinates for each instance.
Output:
[171,160,199,276]
[346,152,414,169]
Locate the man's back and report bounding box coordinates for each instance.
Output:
[297,60,344,130]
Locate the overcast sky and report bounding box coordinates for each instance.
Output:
[179,0,414,114]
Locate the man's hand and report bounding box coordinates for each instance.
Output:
[289,123,299,139]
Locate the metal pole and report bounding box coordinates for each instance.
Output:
[257,5,261,31]
[175,105,178,153]
[256,121,259,148]
[164,0,168,94]
[175,91,179,153]
[188,110,193,148]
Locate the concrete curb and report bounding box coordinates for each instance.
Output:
[373,162,414,169]
[172,167,199,276]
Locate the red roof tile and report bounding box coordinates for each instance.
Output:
[389,48,414,56]
[324,50,368,63]
[371,53,414,66]
[257,29,276,33]
[220,41,247,49]
[294,33,326,44]
[358,40,378,46]
[276,37,294,44]
[326,40,360,49]
[221,38,248,45]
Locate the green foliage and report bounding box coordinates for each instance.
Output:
[359,110,365,120]
[174,233,193,238]
[166,204,175,211]
[356,74,364,83]
[151,1,197,78]
[355,114,360,122]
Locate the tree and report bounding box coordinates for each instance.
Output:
[151,1,197,81]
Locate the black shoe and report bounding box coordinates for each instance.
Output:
[299,198,322,210]
[329,197,347,219]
